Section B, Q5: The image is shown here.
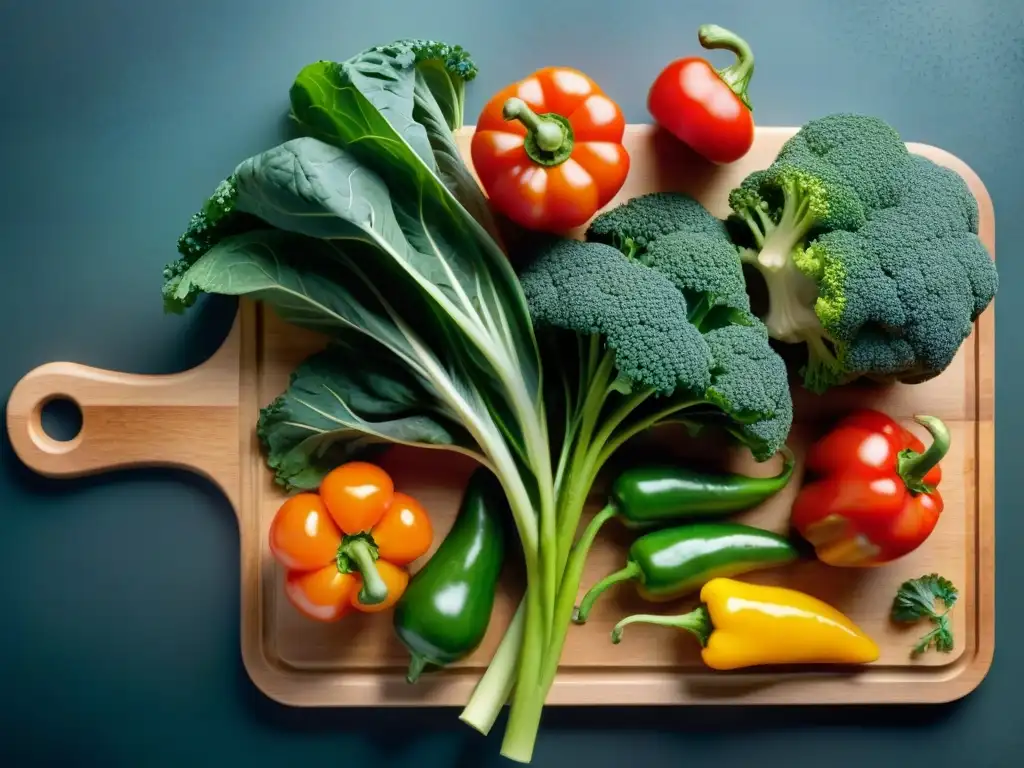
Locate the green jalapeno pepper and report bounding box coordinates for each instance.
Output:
[567,448,795,587]
[392,468,508,683]
[606,447,795,530]
[572,521,799,624]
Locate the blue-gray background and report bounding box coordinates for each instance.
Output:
[1,0,1021,765]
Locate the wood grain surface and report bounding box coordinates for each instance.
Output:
[5,126,995,708]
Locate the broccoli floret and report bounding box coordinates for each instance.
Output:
[585,191,751,330]
[586,191,726,259]
[729,112,998,392]
[369,39,478,130]
[519,238,713,397]
[703,323,794,460]
[643,230,752,329]
[520,223,794,463]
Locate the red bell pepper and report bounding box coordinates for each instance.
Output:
[647,24,756,164]
[790,409,949,567]
[470,66,629,233]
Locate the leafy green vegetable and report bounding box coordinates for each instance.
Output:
[166,39,557,762]
[891,573,959,656]
[258,339,483,491]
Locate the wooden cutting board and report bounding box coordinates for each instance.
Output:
[5,126,995,707]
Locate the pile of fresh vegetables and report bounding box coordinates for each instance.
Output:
[161,25,996,764]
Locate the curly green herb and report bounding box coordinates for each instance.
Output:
[891,573,959,657]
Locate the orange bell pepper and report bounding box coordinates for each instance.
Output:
[790,409,948,567]
[470,66,630,233]
[269,462,434,621]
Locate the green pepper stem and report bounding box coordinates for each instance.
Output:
[611,604,714,647]
[502,97,575,167]
[897,415,950,495]
[776,444,796,483]
[406,653,430,684]
[697,24,755,111]
[345,538,389,605]
[503,97,564,151]
[573,559,642,625]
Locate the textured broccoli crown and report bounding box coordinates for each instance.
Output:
[770,112,913,216]
[643,229,752,327]
[730,112,997,392]
[803,187,997,385]
[731,113,915,258]
[519,237,713,397]
[586,191,726,258]
[702,322,794,461]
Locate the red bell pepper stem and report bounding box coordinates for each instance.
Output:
[502,97,575,166]
[697,24,755,111]
[897,415,951,495]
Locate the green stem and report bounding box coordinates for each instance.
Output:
[897,415,951,494]
[611,604,714,646]
[500,588,547,762]
[344,538,388,606]
[597,399,706,469]
[406,653,430,684]
[502,97,574,166]
[554,348,617,570]
[559,504,617,595]
[459,599,526,734]
[590,389,654,455]
[573,560,641,625]
[540,460,620,692]
[697,24,756,110]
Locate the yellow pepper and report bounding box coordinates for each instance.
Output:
[610,577,880,670]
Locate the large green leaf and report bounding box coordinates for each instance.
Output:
[225,135,538,466]
[288,50,540,395]
[259,339,484,491]
[173,228,426,374]
[230,137,468,308]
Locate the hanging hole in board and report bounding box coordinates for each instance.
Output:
[33,396,84,450]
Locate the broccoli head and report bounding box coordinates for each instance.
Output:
[728,112,998,393]
[519,191,794,462]
[586,191,753,329]
[585,191,727,258]
[519,238,713,397]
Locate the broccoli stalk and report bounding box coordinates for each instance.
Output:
[460,194,794,740]
[730,175,847,393]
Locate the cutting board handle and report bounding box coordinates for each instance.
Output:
[5,316,241,501]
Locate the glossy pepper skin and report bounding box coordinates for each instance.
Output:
[392,469,508,683]
[269,462,433,621]
[572,522,798,624]
[471,66,629,233]
[565,449,795,592]
[612,577,880,670]
[648,24,756,164]
[607,448,794,530]
[791,410,949,567]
